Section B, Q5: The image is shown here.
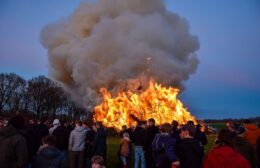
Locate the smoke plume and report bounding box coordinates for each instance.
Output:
[41,0,200,109]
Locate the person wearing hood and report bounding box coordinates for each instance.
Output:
[69,120,88,168]
[53,119,70,152]
[153,123,179,168]
[0,115,28,168]
[92,122,107,162]
[33,135,67,168]
[49,119,60,135]
[244,119,260,148]
[176,124,203,168]
[233,126,257,168]
[119,132,131,168]
[203,128,250,168]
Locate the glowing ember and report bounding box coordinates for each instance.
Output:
[94,80,196,130]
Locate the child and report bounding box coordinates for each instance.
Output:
[91,155,106,168]
[120,132,131,168]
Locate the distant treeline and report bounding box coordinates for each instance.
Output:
[204,116,260,124]
[0,73,90,120]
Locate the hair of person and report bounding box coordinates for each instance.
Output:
[42,135,56,146]
[91,155,105,166]
[187,120,194,126]
[148,118,155,125]
[160,123,172,133]
[8,115,25,129]
[75,120,82,126]
[181,124,196,137]
[217,128,234,149]
[171,120,179,128]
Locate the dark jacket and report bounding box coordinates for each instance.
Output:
[92,127,107,159]
[37,123,49,145]
[133,126,146,147]
[85,129,95,157]
[233,137,257,168]
[23,124,39,163]
[145,125,159,150]
[176,138,203,168]
[53,125,70,151]
[33,146,67,168]
[0,125,28,168]
[152,133,178,168]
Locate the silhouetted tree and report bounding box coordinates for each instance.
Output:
[0,73,26,114]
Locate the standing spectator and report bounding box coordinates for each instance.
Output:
[226,121,237,140]
[194,124,208,155]
[0,115,28,168]
[133,121,147,168]
[69,121,88,168]
[33,135,67,168]
[37,118,49,147]
[49,119,60,135]
[152,123,179,168]
[24,118,39,168]
[176,124,203,168]
[119,132,131,168]
[203,128,250,168]
[244,119,260,148]
[171,120,180,144]
[145,118,159,168]
[233,126,257,168]
[92,122,107,162]
[85,123,96,168]
[53,119,70,153]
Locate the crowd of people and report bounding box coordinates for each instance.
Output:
[0,115,260,168]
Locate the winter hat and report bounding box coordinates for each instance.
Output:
[53,119,60,125]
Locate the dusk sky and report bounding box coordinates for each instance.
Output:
[1,0,260,119]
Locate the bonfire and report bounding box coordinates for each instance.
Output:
[94,80,196,130]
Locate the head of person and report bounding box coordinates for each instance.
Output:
[160,123,172,134]
[139,121,147,129]
[226,121,235,131]
[96,122,103,129]
[121,125,127,131]
[52,119,60,126]
[75,120,82,127]
[171,120,179,130]
[179,124,196,139]
[187,120,195,126]
[148,118,155,127]
[8,115,25,130]
[42,135,56,148]
[91,155,105,168]
[216,128,234,148]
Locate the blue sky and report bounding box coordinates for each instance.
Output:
[0,0,260,119]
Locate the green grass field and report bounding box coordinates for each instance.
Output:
[106,134,217,168]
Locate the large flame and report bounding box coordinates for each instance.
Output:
[94,80,196,130]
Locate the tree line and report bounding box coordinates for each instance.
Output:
[0,73,89,119]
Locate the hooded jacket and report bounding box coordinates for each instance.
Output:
[176,138,203,168]
[0,125,28,168]
[53,125,70,151]
[245,124,260,148]
[33,146,67,168]
[203,146,250,168]
[69,126,87,151]
[92,127,107,159]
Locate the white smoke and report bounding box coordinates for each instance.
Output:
[41,0,199,109]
